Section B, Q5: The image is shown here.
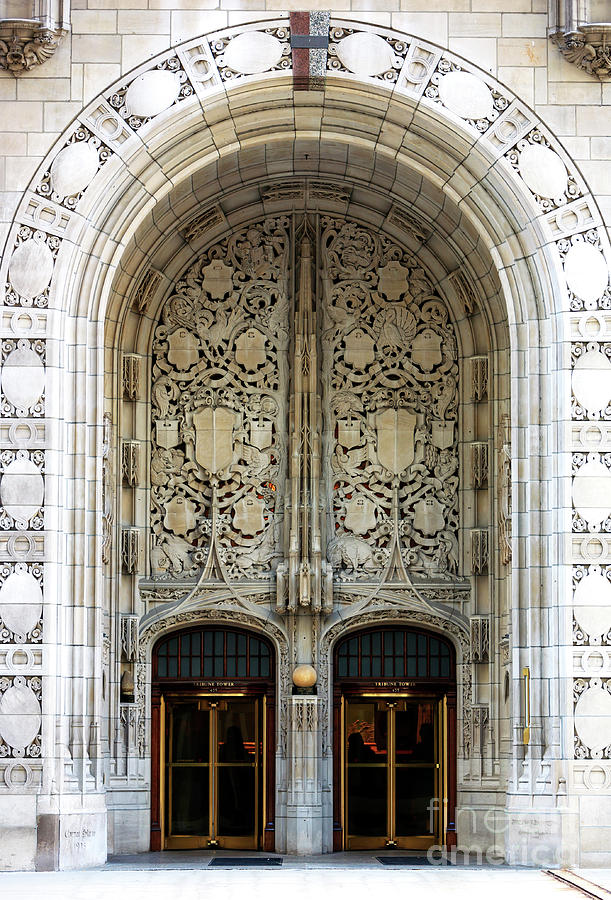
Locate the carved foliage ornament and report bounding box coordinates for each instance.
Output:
[321,218,459,580]
[150,218,290,579]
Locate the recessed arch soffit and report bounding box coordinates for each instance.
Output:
[1,17,609,341]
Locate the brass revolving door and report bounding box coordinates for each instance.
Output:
[333,626,457,852]
[150,626,275,852]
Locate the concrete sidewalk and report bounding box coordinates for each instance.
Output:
[0,859,598,900]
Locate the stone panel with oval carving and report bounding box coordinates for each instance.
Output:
[0,676,42,755]
[49,139,100,200]
[8,237,55,302]
[573,347,611,417]
[0,456,44,528]
[0,564,43,642]
[575,679,611,757]
[573,457,611,528]
[1,341,45,417]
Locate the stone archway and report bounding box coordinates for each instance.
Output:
[0,17,609,868]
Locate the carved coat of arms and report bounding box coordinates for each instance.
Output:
[164,495,196,536]
[377,261,411,299]
[156,418,180,449]
[235,327,267,370]
[201,260,234,299]
[344,328,375,369]
[167,328,199,371]
[412,328,442,371]
[344,495,376,535]
[375,408,416,475]
[413,497,445,535]
[193,406,237,475]
[233,494,266,535]
[431,420,455,450]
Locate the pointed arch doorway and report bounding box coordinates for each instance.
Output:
[150,625,276,851]
[333,625,457,851]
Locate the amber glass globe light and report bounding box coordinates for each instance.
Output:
[292,664,317,688]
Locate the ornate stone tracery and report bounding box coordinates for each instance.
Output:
[321,217,459,581]
[150,217,290,580]
[149,214,460,590]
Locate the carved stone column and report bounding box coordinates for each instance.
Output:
[285,696,323,854]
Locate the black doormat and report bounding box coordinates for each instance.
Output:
[377,856,453,866]
[208,857,283,867]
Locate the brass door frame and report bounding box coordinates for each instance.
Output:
[342,694,447,851]
[163,693,263,850]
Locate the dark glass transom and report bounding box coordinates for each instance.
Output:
[336,628,452,679]
[154,628,271,679]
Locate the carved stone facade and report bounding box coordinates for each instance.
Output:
[0,8,609,872]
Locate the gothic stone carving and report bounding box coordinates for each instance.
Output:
[150,218,289,579]
[471,356,488,401]
[551,27,611,81]
[137,607,290,759]
[0,23,64,75]
[121,440,140,487]
[470,615,490,663]
[101,413,113,566]
[120,615,139,662]
[122,354,141,401]
[471,529,489,574]
[321,218,459,580]
[498,414,512,566]
[121,528,139,575]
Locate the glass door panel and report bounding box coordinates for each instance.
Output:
[394,700,437,839]
[165,697,261,849]
[217,700,258,840]
[344,696,444,850]
[346,701,388,838]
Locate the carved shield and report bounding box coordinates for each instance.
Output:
[413,498,445,536]
[377,261,411,299]
[193,406,235,474]
[201,260,234,299]
[412,328,442,371]
[233,494,265,536]
[431,420,455,450]
[156,418,180,449]
[375,408,416,475]
[235,328,266,370]
[167,328,199,371]
[337,417,361,450]
[344,495,376,535]
[250,419,273,450]
[164,496,196,536]
[344,328,375,369]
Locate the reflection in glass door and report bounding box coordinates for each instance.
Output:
[344,697,445,850]
[164,697,262,849]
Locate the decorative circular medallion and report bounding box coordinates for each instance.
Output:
[438,71,494,121]
[8,239,54,301]
[50,141,100,198]
[125,70,181,119]
[1,347,44,412]
[518,143,568,199]
[335,32,399,77]
[574,567,611,641]
[0,680,41,750]
[0,570,43,637]
[575,682,611,753]
[565,242,609,305]
[221,31,284,75]
[573,458,611,527]
[572,349,611,415]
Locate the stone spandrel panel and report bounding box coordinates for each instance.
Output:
[320,218,459,581]
[150,218,290,581]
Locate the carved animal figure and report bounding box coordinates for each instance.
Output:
[327,534,378,574]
